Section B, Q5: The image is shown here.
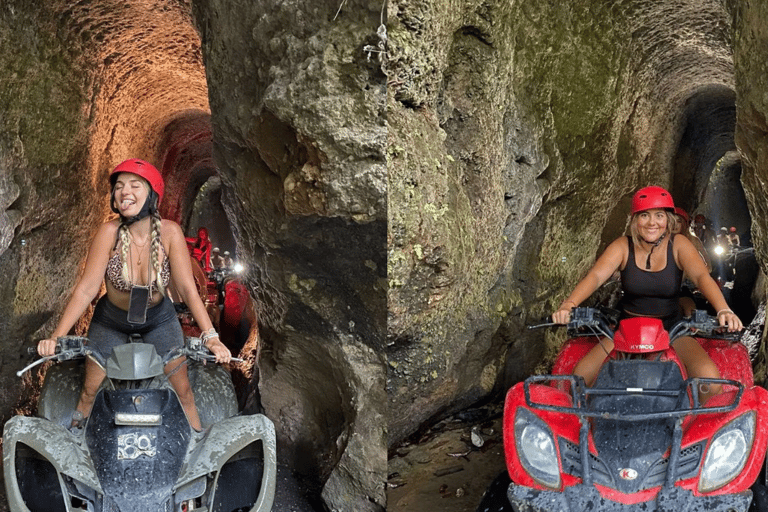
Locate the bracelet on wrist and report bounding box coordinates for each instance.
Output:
[201,328,219,344]
[717,309,733,316]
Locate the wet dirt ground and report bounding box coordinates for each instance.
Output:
[387,401,508,512]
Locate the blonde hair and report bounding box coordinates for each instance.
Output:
[629,210,676,246]
[114,178,165,295]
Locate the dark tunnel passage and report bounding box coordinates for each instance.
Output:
[154,111,236,254]
[671,85,750,239]
[669,85,758,323]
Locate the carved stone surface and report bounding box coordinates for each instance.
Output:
[2,1,768,511]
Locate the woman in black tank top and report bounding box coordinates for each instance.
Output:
[551,186,742,402]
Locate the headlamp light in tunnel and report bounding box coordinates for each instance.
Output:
[514,407,561,489]
[699,412,755,493]
[714,245,725,256]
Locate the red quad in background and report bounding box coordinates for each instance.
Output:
[219,276,255,354]
[494,308,768,512]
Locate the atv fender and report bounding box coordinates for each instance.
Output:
[188,362,239,427]
[177,413,276,512]
[37,361,84,426]
[3,415,103,509]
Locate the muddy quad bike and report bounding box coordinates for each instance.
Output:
[3,335,276,512]
[499,308,768,511]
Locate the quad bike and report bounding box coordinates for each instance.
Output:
[3,335,276,512]
[495,307,768,511]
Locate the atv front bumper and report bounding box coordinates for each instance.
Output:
[508,482,752,512]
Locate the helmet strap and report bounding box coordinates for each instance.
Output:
[642,233,666,270]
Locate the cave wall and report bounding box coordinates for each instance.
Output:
[0,1,387,510]
[190,1,388,510]
[3,0,768,509]
[387,0,741,445]
[0,1,101,419]
[730,0,768,276]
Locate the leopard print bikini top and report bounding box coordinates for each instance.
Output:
[105,242,171,293]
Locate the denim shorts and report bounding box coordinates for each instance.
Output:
[88,295,184,361]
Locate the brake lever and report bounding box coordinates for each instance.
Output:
[527,322,558,330]
[17,356,57,377]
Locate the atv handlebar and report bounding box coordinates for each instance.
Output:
[168,336,244,364]
[528,307,615,339]
[668,309,741,342]
[528,307,739,343]
[19,335,242,377]
[17,336,92,377]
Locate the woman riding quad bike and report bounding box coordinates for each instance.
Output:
[4,335,276,512]
[481,308,768,512]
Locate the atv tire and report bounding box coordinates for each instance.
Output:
[476,471,515,512]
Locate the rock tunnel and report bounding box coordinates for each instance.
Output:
[1,0,386,511]
[4,0,768,511]
[387,0,768,502]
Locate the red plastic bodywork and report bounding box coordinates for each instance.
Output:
[504,331,768,505]
[613,317,670,353]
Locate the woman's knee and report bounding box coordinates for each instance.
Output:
[573,337,613,385]
[172,378,193,396]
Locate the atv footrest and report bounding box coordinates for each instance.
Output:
[507,482,753,512]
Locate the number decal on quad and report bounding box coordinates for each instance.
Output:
[117,432,157,460]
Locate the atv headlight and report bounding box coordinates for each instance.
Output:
[514,408,561,489]
[699,412,755,493]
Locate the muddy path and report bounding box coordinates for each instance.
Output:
[387,402,507,512]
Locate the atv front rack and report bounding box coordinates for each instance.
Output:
[523,374,744,489]
[524,374,743,421]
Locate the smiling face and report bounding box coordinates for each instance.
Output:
[113,172,150,217]
[634,208,669,243]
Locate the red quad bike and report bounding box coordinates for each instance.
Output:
[498,307,768,512]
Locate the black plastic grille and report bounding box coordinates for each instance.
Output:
[559,438,703,490]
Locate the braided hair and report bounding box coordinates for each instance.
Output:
[150,210,165,295]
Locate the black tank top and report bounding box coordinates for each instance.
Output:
[619,235,683,319]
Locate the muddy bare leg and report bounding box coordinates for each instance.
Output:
[74,357,106,422]
[166,357,202,432]
[672,335,722,403]
[572,337,614,387]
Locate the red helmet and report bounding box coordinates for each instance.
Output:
[109,159,164,202]
[673,207,689,223]
[631,186,674,214]
[730,226,737,233]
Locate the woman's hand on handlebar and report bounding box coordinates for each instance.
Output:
[717,308,742,332]
[204,336,231,364]
[552,307,572,325]
[37,338,57,357]
[552,299,577,324]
